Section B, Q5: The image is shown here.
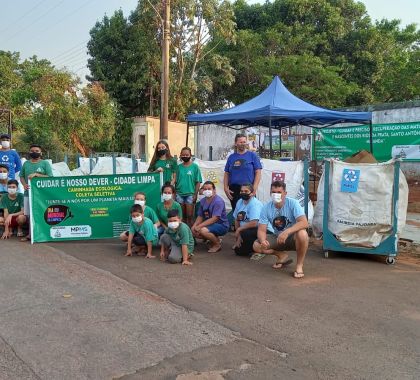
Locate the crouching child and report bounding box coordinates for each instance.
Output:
[160,209,194,265]
[0,180,27,239]
[125,204,158,258]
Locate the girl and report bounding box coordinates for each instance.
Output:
[156,184,183,236]
[175,147,202,227]
[147,140,177,185]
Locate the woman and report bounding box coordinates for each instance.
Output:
[232,184,263,256]
[148,140,177,185]
[156,184,183,236]
[192,181,229,253]
[224,133,262,210]
[175,147,202,227]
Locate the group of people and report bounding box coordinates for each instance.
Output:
[123,134,309,278]
[0,134,53,241]
[0,132,309,278]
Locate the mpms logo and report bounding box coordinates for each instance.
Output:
[71,226,88,233]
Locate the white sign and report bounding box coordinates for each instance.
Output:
[50,225,92,239]
[391,145,420,160]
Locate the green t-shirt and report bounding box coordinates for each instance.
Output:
[149,158,177,184]
[175,162,202,196]
[156,201,183,226]
[0,193,24,214]
[165,222,195,254]
[20,160,53,195]
[129,217,158,245]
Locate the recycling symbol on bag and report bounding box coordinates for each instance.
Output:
[344,170,358,182]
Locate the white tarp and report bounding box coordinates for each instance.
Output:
[312,159,409,247]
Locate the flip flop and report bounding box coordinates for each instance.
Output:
[20,235,31,242]
[272,258,293,269]
[208,246,221,253]
[293,271,305,279]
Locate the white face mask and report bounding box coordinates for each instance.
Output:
[0,172,8,180]
[1,141,10,149]
[8,187,17,195]
[132,215,143,223]
[203,189,213,198]
[134,200,145,207]
[168,221,179,229]
[271,193,282,203]
[162,193,173,201]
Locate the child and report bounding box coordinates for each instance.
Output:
[160,209,194,265]
[0,180,27,239]
[175,147,202,227]
[19,144,53,241]
[125,204,158,258]
[0,164,9,194]
[156,183,183,236]
[120,192,160,242]
[147,140,177,185]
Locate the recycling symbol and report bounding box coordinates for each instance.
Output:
[344,170,358,182]
[1,155,9,162]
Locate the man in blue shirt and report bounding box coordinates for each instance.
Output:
[253,181,309,279]
[0,134,22,180]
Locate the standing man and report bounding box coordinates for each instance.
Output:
[0,134,22,180]
[20,144,53,241]
[253,181,309,279]
[224,133,262,211]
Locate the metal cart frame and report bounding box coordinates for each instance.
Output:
[322,160,400,265]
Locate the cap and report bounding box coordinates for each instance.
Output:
[0,134,10,140]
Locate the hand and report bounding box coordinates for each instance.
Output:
[236,235,243,248]
[192,195,197,203]
[145,254,156,259]
[1,231,10,240]
[277,231,289,245]
[28,173,37,180]
[182,260,193,266]
[224,188,234,200]
[261,240,270,250]
[24,184,30,190]
[160,251,166,261]
[156,167,163,173]
[234,227,242,238]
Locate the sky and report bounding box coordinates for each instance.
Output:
[0,0,419,84]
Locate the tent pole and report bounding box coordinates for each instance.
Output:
[186,122,189,146]
[369,120,373,155]
[269,118,273,159]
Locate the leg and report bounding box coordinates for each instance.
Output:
[234,227,258,256]
[294,229,309,278]
[159,233,171,261]
[185,204,195,227]
[253,237,290,268]
[229,184,241,211]
[199,226,221,252]
[16,215,27,236]
[167,243,183,264]
[120,231,128,242]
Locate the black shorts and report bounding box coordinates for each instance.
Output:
[265,232,296,251]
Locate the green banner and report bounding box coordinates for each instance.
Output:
[30,173,162,243]
[313,121,420,161]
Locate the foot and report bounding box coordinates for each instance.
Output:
[20,235,30,242]
[293,271,305,279]
[272,258,293,269]
[145,254,156,259]
[17,230,24,237]
[208,244,221,253]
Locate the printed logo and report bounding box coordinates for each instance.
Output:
[44,205,73,225]
[236,211,247,222]
[341,169,360,193]
[272,172,285,182]
[1,155,9,162]
[50,225,92,239]
[272,216,290,232]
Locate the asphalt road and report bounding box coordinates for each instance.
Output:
[1,234,419,379]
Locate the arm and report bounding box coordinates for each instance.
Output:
[14,152,22,173]
[236,220,258,236]
[277,215,309,244]
[257,223,270,249]
[20,177,28,190]
[223,172,233,200]
[125,233,134,256]
[181,244,192,265]
[171,171,176,185]
[252,169,262,195]
[145,241,155,258]
[191,215,203,232]
[192,182,201,203]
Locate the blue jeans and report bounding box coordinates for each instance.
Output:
[176,194,194,205]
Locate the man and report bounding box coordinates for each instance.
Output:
[20,144,53,241]
[0,134,22,180]
[253,181,309,279]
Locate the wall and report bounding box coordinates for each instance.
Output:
[194,124,238,160]
[131,116,194,162]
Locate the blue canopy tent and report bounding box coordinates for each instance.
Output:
[187,76,372,158]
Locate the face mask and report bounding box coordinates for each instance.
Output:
[162,193,172,201]
[157,149,167,157]
[203,189,213,198]
[1,141,10,149]
[240,193,251,201]
[134,200,145,207]
[132,215,142,223]
[271,193,282,203]
[0,172,8,180]
[237,143,247,151]
[29,152,41,159]
[181,156,191,163]
[168,221,179,229]
[8,188,17,195]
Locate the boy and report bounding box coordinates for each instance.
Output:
[160,209,194,265]
[0,164,9,194]
[125,204,158,258]
[0,134,22,180]
[19,144,53,241]
[0,180,27,239]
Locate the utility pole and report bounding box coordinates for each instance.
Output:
[160,0,170,140]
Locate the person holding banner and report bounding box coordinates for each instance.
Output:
[156,184,183,235]
[252,181,309,279]
[224,134,262,211]
[19,144,53,241]
[192,181,229,253]
[176,147,202,227]
[232,184,263,256]
[125,204,158,258]
[147,140,177,185]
